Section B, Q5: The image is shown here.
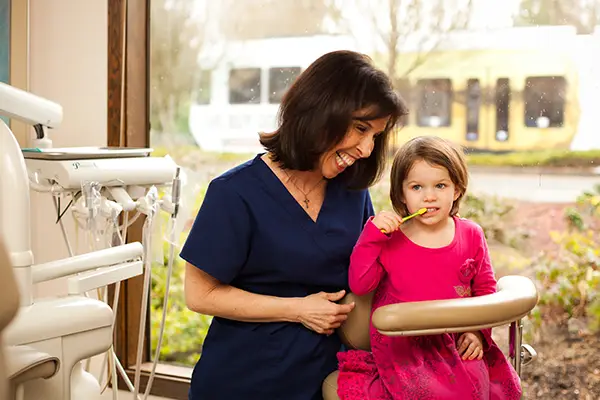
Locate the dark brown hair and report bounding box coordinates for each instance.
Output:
[389,136,468,217]
[260,50,408,189]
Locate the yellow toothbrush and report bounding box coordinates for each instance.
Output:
[380,207,428,233]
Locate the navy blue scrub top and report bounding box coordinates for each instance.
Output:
[180,154,374,400]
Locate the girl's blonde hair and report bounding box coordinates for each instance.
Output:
[390,136,468,217]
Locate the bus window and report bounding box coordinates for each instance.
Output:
[416,79,452,128]
[229,68,261,104]
[269,67,301,104]
[495,78,510,142]
[466,79,481,141]
[524,76,566,128]
[194,70,211,105]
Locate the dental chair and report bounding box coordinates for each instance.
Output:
[322,275,539,399]
[0,238,60,400]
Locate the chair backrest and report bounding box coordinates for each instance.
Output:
[337,292,373,351]
[0,237,21,400]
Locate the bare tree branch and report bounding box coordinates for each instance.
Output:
[515,0,600,33]
[328,0,473,85]
[150,0,212,134]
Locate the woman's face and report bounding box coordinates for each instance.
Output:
[319,110,390,179]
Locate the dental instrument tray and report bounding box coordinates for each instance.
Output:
[24,146,178,188]
[22,146,153,160]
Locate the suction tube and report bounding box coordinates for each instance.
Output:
[142,167,180,400]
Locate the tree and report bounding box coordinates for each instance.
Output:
[328,0,473,85]
[150,0,214,135]
[218,0,336,39]
[515,0,600,34]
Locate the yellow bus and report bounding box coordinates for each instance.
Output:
[390,26,591,152]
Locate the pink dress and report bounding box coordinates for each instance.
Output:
[337,216,522,400]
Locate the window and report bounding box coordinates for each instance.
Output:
[268,67,301,103]
[495,78,510,142]
[118,1,582,399]
[524,76,566,128]
[229,68,261,104]
[416,79,452,127]
[465,79,481,141]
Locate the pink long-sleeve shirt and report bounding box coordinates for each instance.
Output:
[349,215,497,305]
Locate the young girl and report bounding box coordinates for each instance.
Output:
[337,136,522,400]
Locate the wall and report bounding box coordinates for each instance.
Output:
[12,0,108,297]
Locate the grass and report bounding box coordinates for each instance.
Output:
[466,149,600,168]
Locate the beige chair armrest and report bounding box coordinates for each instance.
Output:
[338,292,373,351]
[6,345,60,385]
[372,275,538,336]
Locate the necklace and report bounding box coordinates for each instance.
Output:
[282,168,324,209]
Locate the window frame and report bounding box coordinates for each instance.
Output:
[108,0,191,398]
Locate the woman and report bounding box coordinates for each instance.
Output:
[181,50,408,400]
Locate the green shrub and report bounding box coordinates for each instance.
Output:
[530,186,600,333]
[460,194,530,248]
[150,186,212,367]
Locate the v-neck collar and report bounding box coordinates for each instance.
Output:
[253,154,337,227]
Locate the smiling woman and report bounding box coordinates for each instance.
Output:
[179,49,408,400]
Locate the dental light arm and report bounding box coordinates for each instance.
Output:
[0,82,63,143]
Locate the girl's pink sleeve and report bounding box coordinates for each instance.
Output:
[348,218,390,296]
[472,224,498,350]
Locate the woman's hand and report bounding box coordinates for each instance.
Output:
[372,211,403,234]
[297,290,355,335]
[457,331,484,360]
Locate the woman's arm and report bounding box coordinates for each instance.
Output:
[185,263,355,334]
[185,263,296,322]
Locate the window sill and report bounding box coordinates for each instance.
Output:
[117,362,192,400]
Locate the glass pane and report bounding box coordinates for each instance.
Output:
[147,1,593,392]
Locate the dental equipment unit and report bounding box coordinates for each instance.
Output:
[0,81,186,400]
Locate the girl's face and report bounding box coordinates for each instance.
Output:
[401,159,460,227]
[318,110,389,179]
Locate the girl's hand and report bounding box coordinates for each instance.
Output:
[297,290,355,335]
[457,331,484,360]
[372,211,403,234]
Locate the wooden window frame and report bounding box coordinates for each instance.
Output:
[107,1,191,398]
